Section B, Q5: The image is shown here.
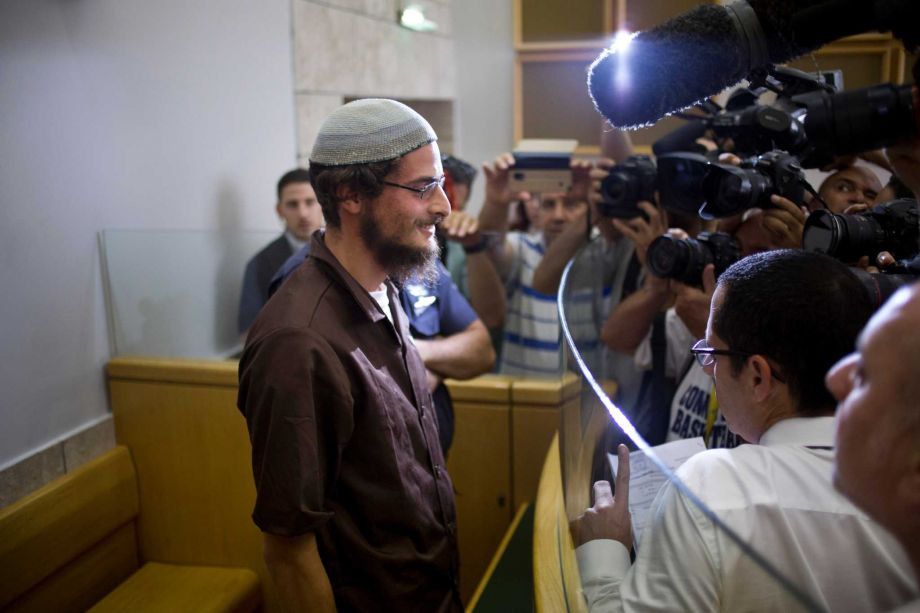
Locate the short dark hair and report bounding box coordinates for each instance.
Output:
[441,154,477,187]
[276,168,311,200]
[714,249,873,416]
[308,159,398,228]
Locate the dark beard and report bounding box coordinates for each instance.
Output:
[359,209,441,285]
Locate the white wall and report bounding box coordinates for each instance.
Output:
[452,0,515,214]
[0,0,297,470]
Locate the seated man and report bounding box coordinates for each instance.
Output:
[828,283,920,589]
[237,168,323,333]
[573,249,918,612]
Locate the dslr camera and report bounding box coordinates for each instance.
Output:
[598,155,657,218]
[699,150,805,219]
[646,231,740,287]
[803,198,920,263]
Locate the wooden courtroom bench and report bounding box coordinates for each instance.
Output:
[0,445,260,613]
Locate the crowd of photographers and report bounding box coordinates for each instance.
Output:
[435,67,920,610]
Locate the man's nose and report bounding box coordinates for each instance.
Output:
[429,185,451,219]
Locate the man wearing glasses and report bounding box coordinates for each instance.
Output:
[573,249,917,612]
[238,99,462,612]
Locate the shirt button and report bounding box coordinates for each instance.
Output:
[434,464,442,476]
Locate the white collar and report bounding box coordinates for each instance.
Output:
[284,230,307,253]
[759,417,835,448]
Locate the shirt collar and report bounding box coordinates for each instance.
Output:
[759,417,835,448]
[309,231,389,325]
[284,230,308,253]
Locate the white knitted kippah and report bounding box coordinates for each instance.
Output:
[310,99,438,166]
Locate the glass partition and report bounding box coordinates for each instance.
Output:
[558,236,825,612]
[99,228,278,359]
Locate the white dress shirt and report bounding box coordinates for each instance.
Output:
[576,417,919,612]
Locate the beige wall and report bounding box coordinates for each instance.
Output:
[292,0,458,165]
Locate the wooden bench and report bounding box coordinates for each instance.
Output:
[0,446,260,613]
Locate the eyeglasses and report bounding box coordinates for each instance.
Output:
[690,339,751,368]
[382,175,446,200]
[690,339,786,383]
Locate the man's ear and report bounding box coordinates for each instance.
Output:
[336,186,362,216]
[748,355,777,403]
[275,201,283,218]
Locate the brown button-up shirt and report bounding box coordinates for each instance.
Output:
[238,233,461,612]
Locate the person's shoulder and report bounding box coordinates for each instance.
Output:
[252,258,338,332]
[251,234,290,262]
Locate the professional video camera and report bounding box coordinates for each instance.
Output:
[803,198,920,263]
[597,152,713,218]
[699,150,806,219]
[646,231,740,287]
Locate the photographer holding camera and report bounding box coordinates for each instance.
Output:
[598,147,808,447]
[467,151,600,377]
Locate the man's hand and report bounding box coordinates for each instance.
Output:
[441,210,481,248]
[571,444,633,550]
[482,152,530,208]
[674,263,717,340]
[762,194,807,249]
[610,201,668,267]
[569,158,594,203]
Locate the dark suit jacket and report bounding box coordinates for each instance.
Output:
[238,234,293,333]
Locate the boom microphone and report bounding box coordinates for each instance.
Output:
[587,0,882,130]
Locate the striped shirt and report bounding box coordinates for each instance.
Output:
[499,232,633,379]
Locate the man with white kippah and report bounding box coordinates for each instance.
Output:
[238,99,462,612]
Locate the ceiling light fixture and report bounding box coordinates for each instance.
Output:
[398,4,438,33]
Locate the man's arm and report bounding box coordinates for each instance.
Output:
[530,158,599,295]
[441,210,508,329]
[600,275,672,355]
[466,250,507,329]
[414,319,495,380]
[573,449,721,612]
[263,532,336,613]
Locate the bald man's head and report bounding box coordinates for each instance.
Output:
[827,284,920,556]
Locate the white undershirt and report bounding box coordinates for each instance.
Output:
[369,286,395,326]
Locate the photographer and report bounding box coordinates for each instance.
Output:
[470,151,598,377]
[573,250,918,612]
[600,150,807,447]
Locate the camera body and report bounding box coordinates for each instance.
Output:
[700,150,805,219]
[646,231,740,287]
[598,155,657,218]
[803,198,920,263]
[709,104,807,158]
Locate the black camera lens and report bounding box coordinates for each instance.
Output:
[656,152,710,216]
[700,165,767,219]
[796,83,917,168]
[803,199,920,263]
[700,151,804,220]
[598,155,657,218]
[647,232,739,286]
[849,268,918,309]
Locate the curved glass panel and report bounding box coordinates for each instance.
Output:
[558,236,826,613]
